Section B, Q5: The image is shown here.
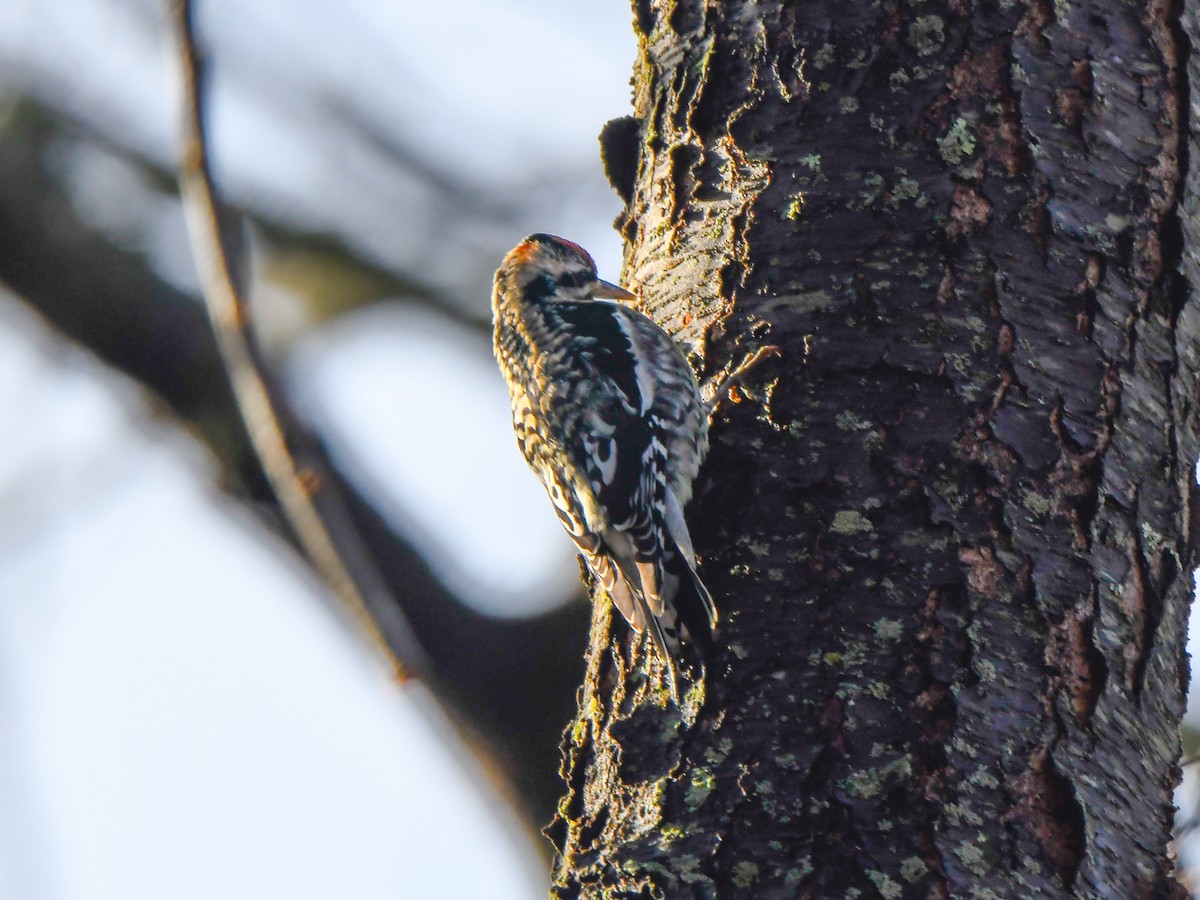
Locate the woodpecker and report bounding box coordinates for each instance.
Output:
[492,234,716,700]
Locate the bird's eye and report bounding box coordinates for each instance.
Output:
[559,271,589,289]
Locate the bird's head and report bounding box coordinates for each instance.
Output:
[495,234,635,305]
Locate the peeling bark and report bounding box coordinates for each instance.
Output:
[555,0,1200,896]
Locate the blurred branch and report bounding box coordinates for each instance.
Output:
[254,222,492,335]
[0,98,585,824]
[324,95,520,221]
[169,0,417,682]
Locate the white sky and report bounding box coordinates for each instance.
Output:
[0,295,545,900]
[0,0,633,294]
[0,0,642,897]
[289,304,579,616]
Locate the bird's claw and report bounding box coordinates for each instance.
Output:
[706,345,781,414]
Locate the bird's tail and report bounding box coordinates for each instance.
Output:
[582,529,717,701]
[657,540,717,673]
[658,487,718,671]
[621,538,716,702]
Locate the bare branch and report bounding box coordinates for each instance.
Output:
[168,0,420,682]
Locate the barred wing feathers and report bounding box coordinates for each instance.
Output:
[533,301,716,696]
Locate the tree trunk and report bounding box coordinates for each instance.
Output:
[551,1,1200,896]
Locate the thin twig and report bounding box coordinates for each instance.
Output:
[168,0,417,683]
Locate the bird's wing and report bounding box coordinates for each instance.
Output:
[549,302,671,608]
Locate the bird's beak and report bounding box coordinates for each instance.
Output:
[592,279,637,301]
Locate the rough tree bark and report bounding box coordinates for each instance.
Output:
[551,1,1200,896]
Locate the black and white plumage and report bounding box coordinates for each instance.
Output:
[492,233,716,699]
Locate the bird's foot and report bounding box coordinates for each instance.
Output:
[705,345,781,415]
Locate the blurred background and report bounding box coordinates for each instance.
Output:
[0,1,1198,898]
